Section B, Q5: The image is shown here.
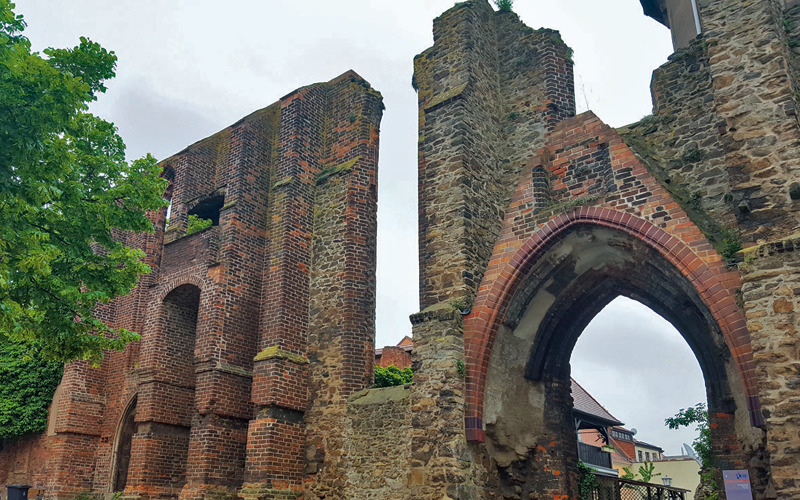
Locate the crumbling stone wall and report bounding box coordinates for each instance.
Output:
[619,39,736,251]
[740,237,800,496]
[3,1,800,498]
[409,0,798,498]
[414,0,574,309]
[0,71,383,500]
[342,386,412,499]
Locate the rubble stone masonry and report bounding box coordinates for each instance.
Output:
[2,0,800,498]
[0,71,383,500]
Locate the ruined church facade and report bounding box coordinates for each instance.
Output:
[2,0,800,498]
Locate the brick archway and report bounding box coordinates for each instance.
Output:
[463,206,762,443]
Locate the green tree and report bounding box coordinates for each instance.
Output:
[666,403,718,499]
[665,403,713,468]
[0,1,168,362]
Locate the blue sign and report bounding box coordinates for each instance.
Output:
[723,470,753,500]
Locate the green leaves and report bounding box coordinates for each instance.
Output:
[374,365,413,388]
[665,402,714,469]
[0,2,168,362]
[0,340,63,439]
[186,214,213,235]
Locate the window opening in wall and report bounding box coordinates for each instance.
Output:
[187,194,224,227]
[162,166,175,231]
[112,396,137,492]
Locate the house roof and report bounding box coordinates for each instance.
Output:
[634,439,664,453]
[571,379,624,428]
[374,336,414,356]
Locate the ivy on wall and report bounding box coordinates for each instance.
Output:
[0,342,63,439]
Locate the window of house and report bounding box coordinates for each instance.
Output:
[645,452,650,461]
[638,450,643,461]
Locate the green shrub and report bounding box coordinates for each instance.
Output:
[577,461,599,499]
[0,341,64,439]
[494,0,514,12]
[186,214,213,235]
[374,365,413,388]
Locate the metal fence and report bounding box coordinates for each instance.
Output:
[587,474,690,500]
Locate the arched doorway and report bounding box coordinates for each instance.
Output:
[466,219,767,497]
[112,396,137,492]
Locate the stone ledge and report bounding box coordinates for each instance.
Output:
[348,384,411,406]
[424,82,468,112]
[238,484,302,500]
[316,156,360,185]
[194,362,253,378]
[409,301,461,325]
[740,233,800,258]
[254,346,309,365]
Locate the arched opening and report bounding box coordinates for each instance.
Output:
[127,283,201,495]
[112,396,137,492]
[470,221,765,497]
[571,297,706,487]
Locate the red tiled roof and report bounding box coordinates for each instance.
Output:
[571,378,624,427]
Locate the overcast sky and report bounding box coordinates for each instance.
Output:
[17,0,705,455]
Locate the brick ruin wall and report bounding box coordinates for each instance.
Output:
[2,0,800,498]
[405,0,800,498]
[0,71,384,500]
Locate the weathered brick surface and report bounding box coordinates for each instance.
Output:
[414,0,574,310]
[375,346,412,369]
[0,71,382,500]
[409,1,797,498]
[3,1,800,498]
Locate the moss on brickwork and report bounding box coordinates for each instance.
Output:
[424,82,468,111]
[620,124,734,259]
[348,385,411,406]
[254,346,309,364]
[315,156,360,185]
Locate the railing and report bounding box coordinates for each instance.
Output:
[578,442,613,469]
[587,475,689,500]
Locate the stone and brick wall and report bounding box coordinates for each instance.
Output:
[740,237,800,495]
[3,0,800,498]
[414,0,574,310]
[342,385,412,499]
[0,71,382,500]
[409,0,798,498]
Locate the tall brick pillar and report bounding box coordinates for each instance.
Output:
[45,361,106,498]
[239,86,325,500]
[410,1,574,497]
[304,79,382,497]
[181,112,277,500]
[241,72,383,500]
